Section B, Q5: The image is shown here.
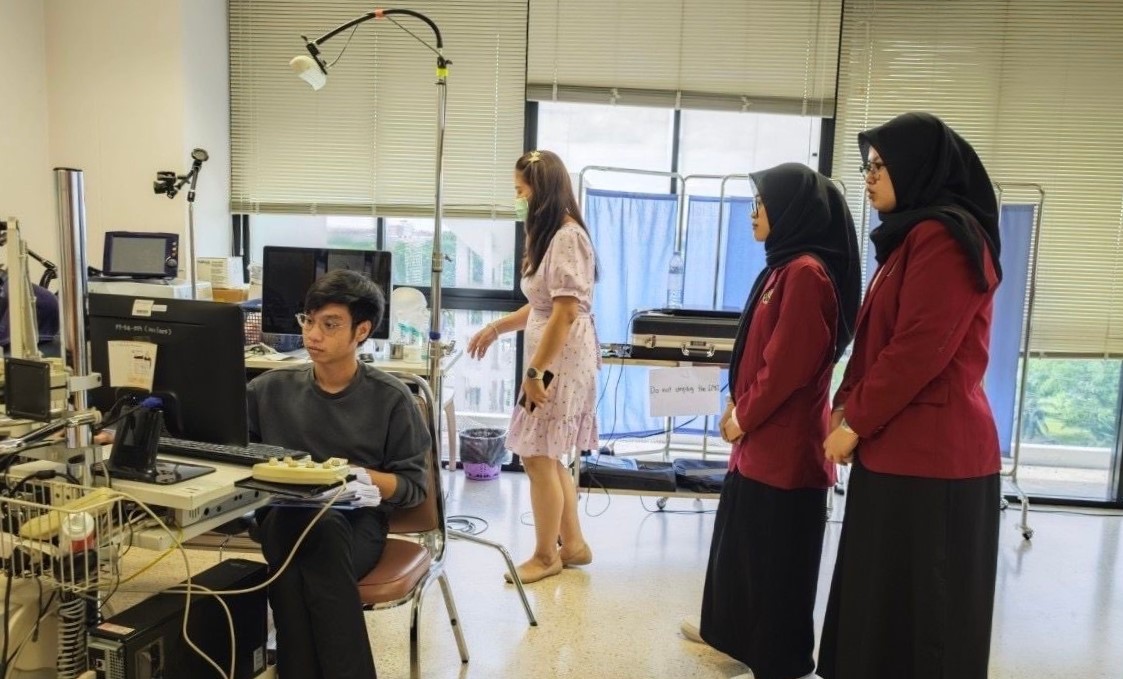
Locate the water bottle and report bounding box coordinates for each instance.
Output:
[666,252,685,309]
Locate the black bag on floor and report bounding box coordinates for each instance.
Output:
[579,455,677,492]
[672,459,727,493]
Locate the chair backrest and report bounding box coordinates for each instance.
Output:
[384,372,444,539]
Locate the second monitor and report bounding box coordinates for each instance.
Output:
[261,247,392,348]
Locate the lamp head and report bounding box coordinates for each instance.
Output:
[291,39,328,90]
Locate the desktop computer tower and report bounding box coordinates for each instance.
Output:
[87,558,268,679]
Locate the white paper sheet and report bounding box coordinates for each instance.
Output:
[106,340,158,390]
[648,366,722,418]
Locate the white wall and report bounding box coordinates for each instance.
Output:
[180,0,231,258]
[0,0,56,259]
[45,0,231,271]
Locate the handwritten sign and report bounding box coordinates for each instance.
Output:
[648,367,722,417]
[107,340,158,390]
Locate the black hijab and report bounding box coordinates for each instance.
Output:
[728,163,861,395]
[860,112,1002,291]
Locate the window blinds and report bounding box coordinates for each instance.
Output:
[527,0,842,115]
[833,0,1123,356]
[229,0,526,218]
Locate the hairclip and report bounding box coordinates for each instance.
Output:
[527,151,542,163]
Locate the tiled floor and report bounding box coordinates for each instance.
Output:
[119,469,1123,678]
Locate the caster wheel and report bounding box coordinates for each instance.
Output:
[1022,529,1034,540]
[656,497,668,510]
[1000,498,1009,511]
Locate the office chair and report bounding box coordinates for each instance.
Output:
[357,371,469,679]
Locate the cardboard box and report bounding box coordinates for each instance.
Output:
[197,257,245,286]
[212,285,250,303]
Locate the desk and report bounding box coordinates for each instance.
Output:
[95,455,270,550]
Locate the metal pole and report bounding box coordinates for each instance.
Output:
[54,168,94,677]
[994,181,1045,540]
[187,201,198,299]
[54,168,91,448]
[428,61,449,445]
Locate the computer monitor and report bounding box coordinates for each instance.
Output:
[260,247,392,348]
[87,293,249,446]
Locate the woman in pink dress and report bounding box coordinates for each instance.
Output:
[467,149,599,584]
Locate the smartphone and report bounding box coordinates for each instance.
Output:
[518,370,555,412]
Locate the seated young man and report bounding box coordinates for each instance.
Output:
[248,269,430,679]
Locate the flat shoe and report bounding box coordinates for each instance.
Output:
[504,558,562,584]
[680,616,705,643]
[560,543,593,567]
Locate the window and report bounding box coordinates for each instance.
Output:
[443,309,517,416]
[537,102,675,193]
[247,216,377,268]
[466,387,482,410]
[385,218,516,291]
[678,109,823,192]
[1017,358,1123,500]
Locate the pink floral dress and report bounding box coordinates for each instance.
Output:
[506,223,600,459]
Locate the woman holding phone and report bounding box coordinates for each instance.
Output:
[467,149,599,585]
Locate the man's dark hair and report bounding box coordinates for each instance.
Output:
[303,269,385,340]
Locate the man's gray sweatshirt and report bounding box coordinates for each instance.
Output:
[247,363,429,508]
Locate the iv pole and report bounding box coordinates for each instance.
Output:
[291,10,539,624]
[291,8,451,446]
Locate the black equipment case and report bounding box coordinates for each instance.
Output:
[629,308,740,364]
[579,455,677,493]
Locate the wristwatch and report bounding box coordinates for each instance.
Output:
[526,367,545,380]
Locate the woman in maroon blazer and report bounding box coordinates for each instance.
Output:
[818,113,1003,679]
[687,163,860,679]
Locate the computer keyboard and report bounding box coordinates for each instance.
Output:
[158,437,311,467]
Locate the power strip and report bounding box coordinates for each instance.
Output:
[171,487,265,527]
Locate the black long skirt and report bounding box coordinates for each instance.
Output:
[817,460,1000,679]
[700,471,828,679]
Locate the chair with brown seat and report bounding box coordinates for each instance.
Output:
[356,371,469,678]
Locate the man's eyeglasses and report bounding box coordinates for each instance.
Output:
[860,160,886,178]
[295,313,350,336]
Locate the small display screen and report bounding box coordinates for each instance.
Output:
[104,233,176,274]
[4,357,52,422]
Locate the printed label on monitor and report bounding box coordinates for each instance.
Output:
[131,299,155,317]
[107,340,158,390]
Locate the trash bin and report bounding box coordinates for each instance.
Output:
[459,427,506,481]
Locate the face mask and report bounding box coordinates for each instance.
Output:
[515,196,529,222]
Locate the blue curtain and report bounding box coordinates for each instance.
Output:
[585,189,679,438]
[585,191,767,438]
[986,205,1034,456]
[861,206,1034,456]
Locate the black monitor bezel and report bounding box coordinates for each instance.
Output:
[260,246,392,341]
[87,293,249,446]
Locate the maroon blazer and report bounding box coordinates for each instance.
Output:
[730,255,839,490]
[835,220,1001,479]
